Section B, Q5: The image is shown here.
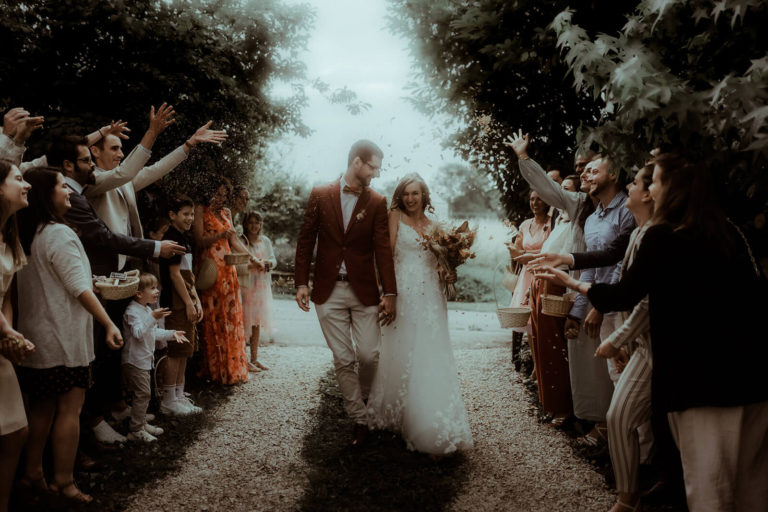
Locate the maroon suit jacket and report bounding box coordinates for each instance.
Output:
[294,179,397,306]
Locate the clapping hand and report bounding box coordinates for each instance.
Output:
[503,128,530,159]
[152,307,172,320]
[3,107,29,137]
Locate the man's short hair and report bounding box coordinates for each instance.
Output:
[347,140,383,167]
[168,194,195,215]
[47,135,88,168]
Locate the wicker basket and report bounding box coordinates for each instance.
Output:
[224,253,250,265]
[95,269,140,300]
[496,306,532,328]
[493,263,531,328]
[541,281,576,317]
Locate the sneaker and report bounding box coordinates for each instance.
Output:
[127,429,157,443]
[160,399,192,417]
[180,397,203,414]
[92,420,127,444]
[144,423,164,436]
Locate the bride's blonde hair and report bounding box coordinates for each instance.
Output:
[390,173,435,214]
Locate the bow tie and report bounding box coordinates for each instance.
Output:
[342,185,362,197]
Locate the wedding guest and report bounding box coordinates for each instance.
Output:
[537,152,768,512]
[231,185,250,226]
[239,211,276,371]
[504,130,610,443]
[46,135,185,446]
[193,175,253,384]
[159,195,203,415]
[0,160,34,512]
[122,273,187,442]
[15,167,123,504]
[87,108,228,271]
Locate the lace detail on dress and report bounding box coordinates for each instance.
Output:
[367,221,473,455]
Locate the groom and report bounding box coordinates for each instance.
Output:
[295,139,397,446]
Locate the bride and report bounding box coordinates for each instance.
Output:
[366,173,473,455]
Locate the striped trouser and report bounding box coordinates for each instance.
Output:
[606,343,652,493]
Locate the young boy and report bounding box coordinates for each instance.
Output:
[159,195,204,416]
[122,273,189,442]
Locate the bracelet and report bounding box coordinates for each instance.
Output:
[97,128,104,138]
[518,155,530,161]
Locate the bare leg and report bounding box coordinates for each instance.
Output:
[23,396,56,483]
[50,387,90,502]
[0,428,28,511]
[252,324,268,370]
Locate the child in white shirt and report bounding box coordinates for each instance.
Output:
[122,273,188,442]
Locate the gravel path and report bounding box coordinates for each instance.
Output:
[125,299,614,511]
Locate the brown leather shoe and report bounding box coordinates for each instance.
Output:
[351,423,368,447]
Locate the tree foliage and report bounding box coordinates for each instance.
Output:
[432,163,503,218]
[553,0,768,243]
[387,0,627,223]
[0,0,313,190]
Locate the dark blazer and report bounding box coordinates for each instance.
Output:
[66,186,155,276]
[294,179,396,306]
[588,223,768,413]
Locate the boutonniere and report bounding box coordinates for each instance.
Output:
[356,210,367,222]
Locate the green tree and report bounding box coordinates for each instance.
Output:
[552,0,768,257]
[387,0,627,223]
[0,0,313,189]
[433,163,503,218]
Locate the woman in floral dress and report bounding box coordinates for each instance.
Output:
[193,177,254,384]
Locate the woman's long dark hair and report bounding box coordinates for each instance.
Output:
[0,159,24,264]
[651,152,732,252]
[17,167,70,255]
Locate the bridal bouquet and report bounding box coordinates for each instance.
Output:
[420,220,477,300]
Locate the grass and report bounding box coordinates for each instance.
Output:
[297,369,469,512]
[11,363,235,512]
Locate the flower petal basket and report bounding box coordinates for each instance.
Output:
[224,253,250,266]
[95,269,140,301]
[493,262,531,328]
[541,282,577,317]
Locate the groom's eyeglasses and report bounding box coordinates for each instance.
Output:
[362,161,381,174]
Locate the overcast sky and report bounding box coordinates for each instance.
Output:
[271,0,465,189]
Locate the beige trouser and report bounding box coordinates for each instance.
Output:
[667,400,768,512]
[122,363,152,432]
[601,312,622,384]
[315,282,380,424]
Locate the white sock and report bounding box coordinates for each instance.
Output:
[175,384,185,400]
[162,385,177,405]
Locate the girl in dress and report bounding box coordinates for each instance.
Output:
[239,211,276,372]
[367,173,473,456]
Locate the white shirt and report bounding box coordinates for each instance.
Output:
[339,176,360,275]
[122,301,175,371]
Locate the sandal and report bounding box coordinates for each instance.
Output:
[550,415,570,429]
[577,424,607,447]
[612,499,641,511]
[50,480,93,504]
[254,360,269,371]
[247,362,262,373]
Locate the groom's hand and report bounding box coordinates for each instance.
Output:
[378,296,396,326]
[296,286,310,312]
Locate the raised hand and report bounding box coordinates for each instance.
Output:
[14,115,45,145]
[105,120,131,140]
[152,307,171,320]
[148,102,176,136]
[3,107,30,137]
[186,121,228,148]
[503,128,530,159]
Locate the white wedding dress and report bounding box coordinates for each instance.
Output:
[366,220,473,455]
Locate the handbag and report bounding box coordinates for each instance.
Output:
[195,255,218,291]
